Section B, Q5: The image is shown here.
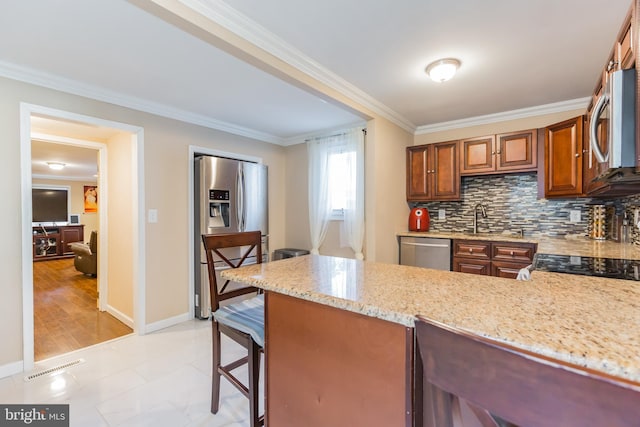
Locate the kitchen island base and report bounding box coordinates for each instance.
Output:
[265,291,416,426]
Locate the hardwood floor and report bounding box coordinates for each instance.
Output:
[33,258,133,361]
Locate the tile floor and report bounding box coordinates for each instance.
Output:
[0,319,264,426]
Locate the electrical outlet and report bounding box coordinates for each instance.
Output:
[438,209,445,220]
[569,210,581,223]
[148,209,158,223]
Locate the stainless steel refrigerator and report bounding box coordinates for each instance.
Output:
[194,155,268,319]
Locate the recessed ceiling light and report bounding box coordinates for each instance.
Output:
[47,162,65,170]
[425,58,461,83]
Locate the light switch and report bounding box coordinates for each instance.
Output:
[148,209,158,223]
[438,209,445,220]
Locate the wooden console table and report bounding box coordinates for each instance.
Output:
[32,225,84,261]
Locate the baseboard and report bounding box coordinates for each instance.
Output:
[0,360,24,379]
[144,312,191,334]
[106,305,134,329]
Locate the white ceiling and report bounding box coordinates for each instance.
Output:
[0,0,632,176]
[226,0,630,128]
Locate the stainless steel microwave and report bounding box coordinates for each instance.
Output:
[589,68,636,180]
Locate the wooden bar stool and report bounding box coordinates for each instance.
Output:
[202,231,264,427]
[415,315,640,427]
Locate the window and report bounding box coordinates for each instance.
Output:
[307,127,365,258]
[327,148,356,220]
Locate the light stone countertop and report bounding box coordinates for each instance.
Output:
[222,254,640,384]
[397,231,640,260]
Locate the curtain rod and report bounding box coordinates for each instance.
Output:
[305,128,367,142]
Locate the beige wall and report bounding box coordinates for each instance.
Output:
[141,116,286,324]
[0,76,286,369]
[283,143,310,253]
[365,118,413,263]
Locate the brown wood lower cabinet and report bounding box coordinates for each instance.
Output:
[453,239,536,279]
[453,258,491,275]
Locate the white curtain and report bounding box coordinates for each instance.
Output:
[307,128,365,259]
[307,135,337,254]
[342,128,365,259]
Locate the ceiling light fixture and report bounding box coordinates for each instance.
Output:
[47,162,66,170]
[425,58,461,83]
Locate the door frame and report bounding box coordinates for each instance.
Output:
[20,103,146,371]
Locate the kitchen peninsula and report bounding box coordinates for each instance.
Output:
[222,253,640,426]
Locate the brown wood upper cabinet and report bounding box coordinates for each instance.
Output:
[460,129,537,176]
[407,141,460,202]
[615,7,634,71]
[543,116,584,198]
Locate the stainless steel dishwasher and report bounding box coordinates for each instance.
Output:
[399,236,452,271]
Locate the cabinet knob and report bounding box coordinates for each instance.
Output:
[510,250,514,256]
[575,153,580,158]
[469,248,473,253]
[496,150,501,155]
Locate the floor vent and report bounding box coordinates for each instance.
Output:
[24,358,85,381]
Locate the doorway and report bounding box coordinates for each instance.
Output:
[20,103,146,371]
[31,139,133,360]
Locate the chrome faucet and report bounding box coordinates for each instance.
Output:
[473,203,488,234]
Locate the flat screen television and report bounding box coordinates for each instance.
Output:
[32,188,69,223]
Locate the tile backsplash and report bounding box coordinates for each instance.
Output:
[413,172,640,240]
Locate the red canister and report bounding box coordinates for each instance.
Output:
[409,207,430,232]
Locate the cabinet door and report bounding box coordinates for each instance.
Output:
[496,130,537,172]
[453,240,491,260]
[460,135,495,175]
[544,116,584,197]
[453,258,491,275]
[431,141,460,200]
[492,261,529,279]
[492,242,536,263]
[407,146,429,201]
[615,12,633,70]
[60,226,84,255]
[33,234,60,258]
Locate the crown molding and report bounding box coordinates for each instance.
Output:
[0,60,284,145]
[415,97,590,135]
[182,0,416,133]
[32,173,98,182]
